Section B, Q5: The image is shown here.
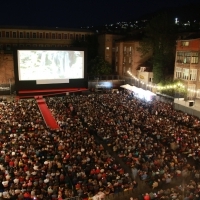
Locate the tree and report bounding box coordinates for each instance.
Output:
[72,34,99,62]
[88,56,112,75]
[138,12,177,83]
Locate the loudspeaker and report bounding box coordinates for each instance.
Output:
[189,101,194,107]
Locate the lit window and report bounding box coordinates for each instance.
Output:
[129,46,132,54]
[181,41,189,46]
[176,51,190,64]
[123,57,126,63]
[182,68,189,80]
[191,52,199,64]
[190,69,197,81]
[140,67,146,72]
[175,67,182,78]
[106,47,109,50]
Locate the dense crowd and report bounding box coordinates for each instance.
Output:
[0,91,199,199]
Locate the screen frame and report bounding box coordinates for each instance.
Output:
[13,46,88,93]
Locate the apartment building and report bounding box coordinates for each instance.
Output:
[174,33,200,99]
[115,36,152,83]
[98,33,124,67]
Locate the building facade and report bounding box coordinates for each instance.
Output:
[174,34,200,99]
[98,34,124,67]
[115,38,152,83]
[0,26,94,86]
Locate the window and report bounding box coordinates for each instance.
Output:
[70,34,73,39]
[140,67,146,72]
[81,35,84,40]
[33,33,36,38]
[124,46,127,54]
[0,32,1,38]
[129,57,132,64]
[19,32,23,38]
[190,69,197,81]
[116,46,118,52]
[26,32,29,38]
[76,34,78,40]
[181,41,189,46]
[52,33,55,39]
[64,34,67,39]
[40,33,43,38]
[46,33,49,39]
[6,32,9,38]
[182,68,189,80]
[176,52,184,63]
[176,51,191,64]
[191,52,199,64]
[184,52,191,64]
[13,32,16,38]
[6,45,11,50]
[57,34,61,39]
[115,56,118,62]
[175,67,182,78]
[129,46,132,54]
[123,57,126,63]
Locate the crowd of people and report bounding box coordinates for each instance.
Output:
[0,90,199,199]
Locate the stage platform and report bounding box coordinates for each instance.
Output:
[17,87,88,98]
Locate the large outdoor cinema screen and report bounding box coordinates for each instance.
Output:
[17,50,84,81]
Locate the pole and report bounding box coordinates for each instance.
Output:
[9,79,11,95]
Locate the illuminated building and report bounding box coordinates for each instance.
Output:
[174,33,200,100]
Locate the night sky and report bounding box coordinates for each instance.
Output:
[1,0,200,28]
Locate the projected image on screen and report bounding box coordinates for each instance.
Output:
[18,50,84,80]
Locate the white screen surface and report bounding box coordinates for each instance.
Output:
[18,50,84,80]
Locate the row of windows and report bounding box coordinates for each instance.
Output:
[115,46,132,53]
[0,31,88,40]
[176,51,199,64]
[0,43,71,50]
[175,67,197,81]
[115,56,132,64]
